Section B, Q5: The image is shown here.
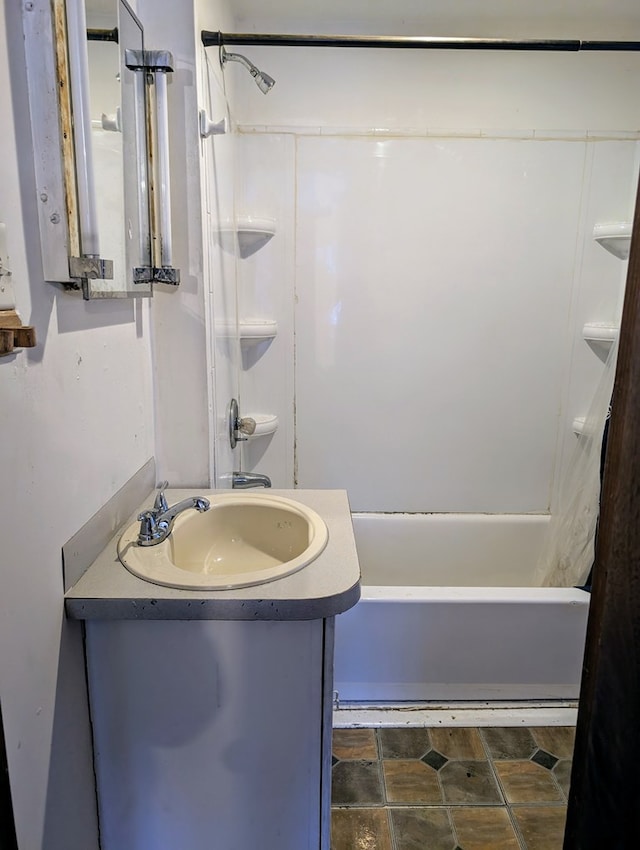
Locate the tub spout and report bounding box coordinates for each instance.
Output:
[232,471,272,489]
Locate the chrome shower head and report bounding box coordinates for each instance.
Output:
[220,45,276,94]
[253,69,276,94]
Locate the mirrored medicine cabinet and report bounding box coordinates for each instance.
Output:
[22,0,179,300]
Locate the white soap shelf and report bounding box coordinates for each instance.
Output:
[246,414,279,439]
[214,320,278,344]
[582,323,619,346]
[239,320,278,345]
[215,216,276,259]
[572,416,604,438]
[572,417,586,437]
[593,222,631,260]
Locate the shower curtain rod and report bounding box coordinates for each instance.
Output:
[201,31,640,52]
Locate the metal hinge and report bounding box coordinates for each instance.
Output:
[124,49,175,73]
[133,266,180,286]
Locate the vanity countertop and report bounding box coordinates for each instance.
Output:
[64,489,360,621]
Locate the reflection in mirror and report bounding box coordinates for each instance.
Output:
[85,0,152,297]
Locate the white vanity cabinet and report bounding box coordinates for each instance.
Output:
[86,617,334,850]
[66,489,359,850]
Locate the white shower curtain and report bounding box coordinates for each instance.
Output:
[534,338,619,587]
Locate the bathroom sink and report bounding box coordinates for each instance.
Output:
[117,493,329,590]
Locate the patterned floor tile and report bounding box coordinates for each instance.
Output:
[332,760,383,805]
[383,759,443,804]
[390,807,456,850]
[530,727,575,760]
[451,806,520,849]
[552,760,572,799]
[494,761,564,804]
[423,749,449,771]
[512,805,567,850]
[379,727,431,759]
[333,728,378,760]
[430,728,486,760]
[530,749,558,770]
[331,725,575,849]
[439,760,503,805]
[481,728,537,760]
[331,807,393,850]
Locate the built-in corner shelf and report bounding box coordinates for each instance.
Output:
[246,414,279,439]
[572,417,586,437]
[574,323,619,436]
[582,322,619,347]
[239,320,278,346]
[593,222,632,260]
[215,216,276,259]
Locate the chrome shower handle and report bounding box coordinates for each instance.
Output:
[228,398,256,448]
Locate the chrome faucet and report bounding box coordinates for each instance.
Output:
[232,471,272,489]
[137,481,210,546]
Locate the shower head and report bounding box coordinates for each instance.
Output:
[253,69,276,95]
[220,45,276,94]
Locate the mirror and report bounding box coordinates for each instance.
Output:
[84,0,152,298]
[22,0,178,298]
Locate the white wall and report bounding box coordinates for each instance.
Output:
[136,0,214,488]
[0,4,155,848]
[232,0,640,40]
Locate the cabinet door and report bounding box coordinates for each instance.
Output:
[86,619,327,850]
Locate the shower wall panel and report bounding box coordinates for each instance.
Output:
[235,134,296,488]
[294,136,585,513]
[200,50,239,486]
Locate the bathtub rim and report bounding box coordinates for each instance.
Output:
[357,585,590,603]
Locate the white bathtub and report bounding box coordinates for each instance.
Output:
[334,514,590,703]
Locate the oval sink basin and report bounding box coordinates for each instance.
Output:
[117,493,329,590]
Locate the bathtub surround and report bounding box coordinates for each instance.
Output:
[234,130,636,513]
[226,14,640,584]
[208,5,640,719]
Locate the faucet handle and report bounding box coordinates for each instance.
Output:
[238,417,256,436]
[137,509,160,545]
[153,481,169,513]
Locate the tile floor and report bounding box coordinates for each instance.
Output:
[331,726,574,850]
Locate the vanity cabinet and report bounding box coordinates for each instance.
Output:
[65,489,359,850]
[86,617,334,850]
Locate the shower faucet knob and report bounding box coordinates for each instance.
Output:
[238,417,256,436]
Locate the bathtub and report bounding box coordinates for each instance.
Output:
[333,513,590,703]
